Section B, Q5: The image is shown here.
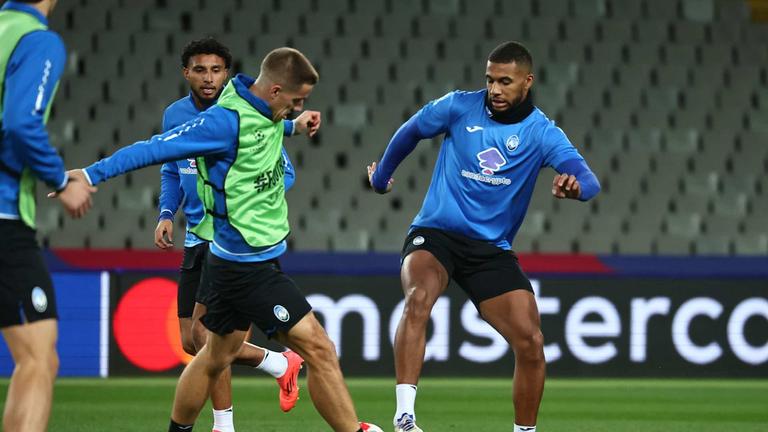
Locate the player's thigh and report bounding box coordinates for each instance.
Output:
[274,312,333,360]
[401,250,451,307]
[1,319,58,364]
[478,290,541,346]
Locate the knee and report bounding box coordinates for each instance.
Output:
[514,330,545,364]
[48,350,59,377]
[18,345,58,379]
[403,287,433,323]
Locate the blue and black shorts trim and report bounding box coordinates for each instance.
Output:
[0,220,57,328]
[200,253,312,337]
[177,242,209,318]
[402,227,533,306]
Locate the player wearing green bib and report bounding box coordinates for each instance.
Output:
[71,48,373,432]
[1,1,95,431]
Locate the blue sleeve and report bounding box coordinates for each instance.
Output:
[540,122,582,169]
[283,119,294,136]
[282,147,295,191]
[84,106,237,186]
[157,109,183,221]
[411,92,456,137]
[3,31,68,190]
[370,115,428,193]
[554,158,601,201]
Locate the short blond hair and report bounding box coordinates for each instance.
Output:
[260,47,319,90]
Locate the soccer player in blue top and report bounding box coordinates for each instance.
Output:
[153,38,303,432]
[0,1,96,431]
[368,41,601,432]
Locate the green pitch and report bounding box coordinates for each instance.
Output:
[1,378,767,431]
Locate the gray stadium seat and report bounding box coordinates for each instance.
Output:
[598,19,633,43]
[427,0,460,15]
[635,20,671,44]
[304,13,341,37]
[655,235,693,255]
[332,229,371,252]
[694,235,731,255]
[645,0,681,20]
[733,234,768,255]
[682,0,715,22]
[573,0,607,19]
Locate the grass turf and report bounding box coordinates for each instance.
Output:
[1,377,767,431]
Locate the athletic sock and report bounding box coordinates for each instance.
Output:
[513,424,536,432]
[168,419,194,431]
[212,406,234,432]
[393,383,418,424]
[256,349,288,378]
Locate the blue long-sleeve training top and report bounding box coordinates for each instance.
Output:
[0,1,68,220]
[84,74,296,262]
[156,92,296,248]
[371,89,600,250]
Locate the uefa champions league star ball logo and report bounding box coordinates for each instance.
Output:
[505,135,520,152]
[412,236,425,246]
[274,305,290,322]
[31,286,48,313]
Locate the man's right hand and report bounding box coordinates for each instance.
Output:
[154,219,174,249]
[56,173,97,219]
[367,161,394,194]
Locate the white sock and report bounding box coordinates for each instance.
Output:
[394,384,418,424]
[255,349,288,378]
[514,424,536,432]
[212,406,234,432]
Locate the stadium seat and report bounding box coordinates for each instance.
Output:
[645,0,681,20]
[733,234,768,254]
[635,20,671,44]
[682,0,715,22]
[573,0,607,19]
[304,12,341,37]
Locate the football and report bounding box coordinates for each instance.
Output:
[360,422,384,432]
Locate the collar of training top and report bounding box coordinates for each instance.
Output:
[2,1,48,25]
[484,89,535,125]
[232,73,273,120]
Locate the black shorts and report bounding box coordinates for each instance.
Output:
[402,227,533,306]
[177,242,209,318]
[0,220,57,328]
[200,253,312,337]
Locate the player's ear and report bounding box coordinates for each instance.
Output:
[182,67,190,80]
[524,73,534,91]
[269,83,282,99]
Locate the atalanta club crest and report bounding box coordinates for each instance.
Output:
[505,135,520,152]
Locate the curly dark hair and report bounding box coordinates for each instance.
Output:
[181,37,233,69]
[488,41,533,69]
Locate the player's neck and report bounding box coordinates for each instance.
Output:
[248,80,270,102]
[190,92,216,110]
[29,1,52,17]
[485,90,535,124]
